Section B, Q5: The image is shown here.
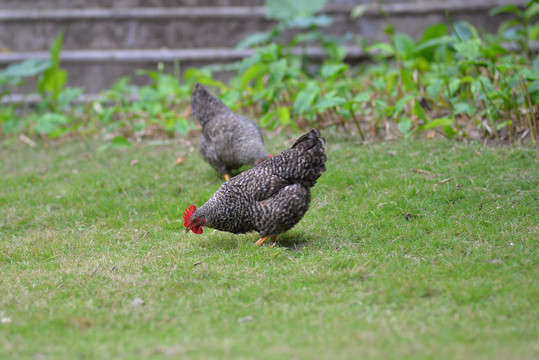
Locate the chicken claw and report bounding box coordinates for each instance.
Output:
[255,235,277,246]
[224,174,230,182]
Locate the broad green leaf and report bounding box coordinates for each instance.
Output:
[453,102,476,116]
[421,23,449,42]
[34,113,68,134]
[453,21,478,41]
[259,111,275,128]
[453,39,481,59]
[414,35,455,52]
[277,106,290,125]
[394,33,415,57]
[287,15,333,29]
[240,63,266,89]
[57,87,84,110]
[398,116,412,135]
[394,94,414,116]
[111,136,132,148]
[422,117,454,130]
[365,42,396,57]
[265,0,328,20]
[319,63,348,79]
[353,91,371,103]
[49,30,65,67]
[38,68,67,96]
[313,96,346,110]
[2,59,52,78]
[489,4,523,17]
[293,87,319,114]
[496,120,513,131]
[533,54,539,71]
[400,68,416,92]
[527,80,539,93]
[426,78,444,98]
[269,59,287,84]
[524,3,539,19]
[236,30,275,49]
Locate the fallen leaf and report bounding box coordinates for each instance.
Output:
[130,297,145,307]
[19,134,36,147]
[1,316,11,324]
[405,213,412,221]
[434,177,456,187]
[193,261,202,267]
[410,168,430,175]
[426,131,437,139]
[237,315,254,323]
[174,156,185,166]
[485,259,503,264]
[130,159,139,166]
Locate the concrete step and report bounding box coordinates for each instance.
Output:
[0,0,528,93]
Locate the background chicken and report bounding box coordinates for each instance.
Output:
[190,83,271,181]
[184,129,327,245]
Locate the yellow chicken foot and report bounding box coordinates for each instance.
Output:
[224,174,231,182]
[255,235,277,246]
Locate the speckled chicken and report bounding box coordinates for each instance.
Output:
[190,83,271,181]
[184,129,327,245]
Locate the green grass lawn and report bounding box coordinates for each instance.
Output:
[1,132,538,359]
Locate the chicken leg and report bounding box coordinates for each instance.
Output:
[224,174,231,182]
[255,235,277,246]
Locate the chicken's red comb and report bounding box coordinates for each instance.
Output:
[183,205,197,227]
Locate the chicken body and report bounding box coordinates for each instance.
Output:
[186,129,327,244]
[191,83,270,180]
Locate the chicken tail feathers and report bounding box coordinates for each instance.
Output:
[190,83,228,127]
[285,129,327,188]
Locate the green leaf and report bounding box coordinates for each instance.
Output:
[259,111,275,128]
[293,87,319,114]
[422,117,454,130]
[453,21,478,41]
[265,0,328,20]
[524,3,539,19]
[57,87,83,109]
[398,116,412,135]
[426,78,445,98]
[413,35,455,52]
[489,4,523,17]
[236,30,276,49]
[240,63,267,89]
[533,54,539,71]
[287,15,333,29]
[421,23,449,42]
[453,102,476,116]
[269,59,287,84]
[394,94,414,116]
[277,107,290,125]
[453,39,481,59]
[2,59,52,78]
[353,91,371,103]
[394,33,415,57]
[111,136,132,148]
[319,63,348,79]
[34,113,68,134]
[365,42,395,57]
[49,30,65,67]
[38,68,67,97]
[313,96,346,110]
[400,68,416,92]
[496,120,513,131]
[527,80,539,93]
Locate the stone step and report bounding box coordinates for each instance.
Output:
[0,0,525,52]
[0,0,528,93]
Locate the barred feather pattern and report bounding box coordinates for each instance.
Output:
[190,83,270,176]
[189,129,327,238]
